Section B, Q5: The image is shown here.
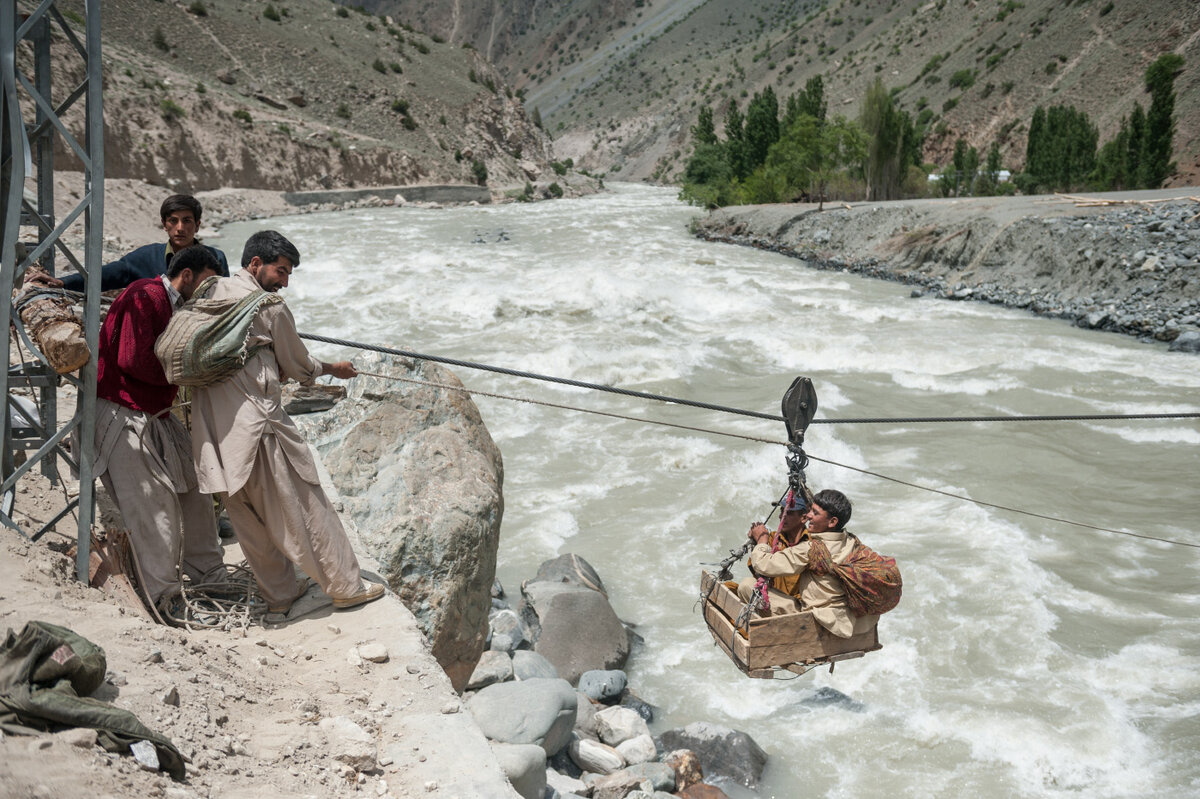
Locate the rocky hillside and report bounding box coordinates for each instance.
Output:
[359,0,1200,186]
[41,0,555,193]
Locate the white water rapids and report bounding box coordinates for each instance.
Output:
[211,184,1200,799]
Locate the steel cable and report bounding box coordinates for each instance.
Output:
[301,332,1200,426]
[356,369,1199,550]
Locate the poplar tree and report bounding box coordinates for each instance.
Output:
[1140,53,1184,188]
[723,99,748,179]
[861,78,903,201]
[744,86,780,173]
[692,105,717,146]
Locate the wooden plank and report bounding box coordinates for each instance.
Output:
[703,597,751,669]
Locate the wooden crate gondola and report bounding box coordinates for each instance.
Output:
[700,570,881,678]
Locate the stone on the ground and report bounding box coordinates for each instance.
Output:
[662,749,703,790]
[589,769,658,799]
[512,650,558,680]
[1169,330,1200,352]
[527,553,608,596]
[618,762,675,792]
[466,677,577,755]
[490,742,547,799]
[295,355,504,693]
[489,608,527,653]
[319,716,376,771]
[659,723,766,788]
[546,768,590,797]
[523,583,629,685]
[568,736,625,775]
[594,706,650,746]
[578,669,627,702]
[357,643,389,663]
[574,692,599,737]
[466,650,513,690]
[615,734,657,766]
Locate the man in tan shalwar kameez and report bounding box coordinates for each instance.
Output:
[737,489,878,638]
[190,230,383,614]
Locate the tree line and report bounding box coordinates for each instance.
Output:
[681,53,1184,209]
[681,76,928,209]
[1022,53,1184,193]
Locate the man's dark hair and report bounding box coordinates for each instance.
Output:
[160,194,203,224]
[167,245,218,279]
[812,489,851,531]
[241,230,301,269]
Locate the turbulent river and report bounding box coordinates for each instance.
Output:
[212,184,1200,799]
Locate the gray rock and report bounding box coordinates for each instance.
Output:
[1169,330,1200,352]
[574,692,599,737]
[466,678,577,755]
[618,690,654,722]
[546,767,591,798]
[295,354,504,693]
[490,743,547,799]
[512,650,558,680]
[568,736,625,775]
[615,734,657,766]
[523,584,629,685]
[617,762,675,792]
[527,553,608,596]
[489,608,528,653]
[466,650,513,690]
[659,722,766,788]
[578,669,627,702]
[594,706,649,746]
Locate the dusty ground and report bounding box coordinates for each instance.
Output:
[0,444,516,799]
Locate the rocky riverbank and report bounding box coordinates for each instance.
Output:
[463,552,770,799]
[693,190,1200,353]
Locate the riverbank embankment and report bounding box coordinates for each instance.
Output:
[694,190,1200,352]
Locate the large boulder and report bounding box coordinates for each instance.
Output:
[296,354,504,693]
[658,723,767,789]
[490,743,547,799]
[526,553,608,596]
[466,678,578,756]
[523,582,629,685]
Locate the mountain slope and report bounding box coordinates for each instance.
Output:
[44,0,554,192]
[360,0,1200,186]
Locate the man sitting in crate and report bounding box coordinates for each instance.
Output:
[736,489,895,638]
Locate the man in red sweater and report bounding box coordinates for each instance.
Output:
[92,247,226,604]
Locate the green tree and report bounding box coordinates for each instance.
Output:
[692,105,717,146]
[1023,105,1097,191]
[784,75,826,128]
[1140,53,1185,188]
[860,78,903,200]
[744,87,780,172]
[723,99,748,179]
[1127,102,1146,186]
[680,142,735,209]
[765,114,867,210]
[952,138,969,195]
